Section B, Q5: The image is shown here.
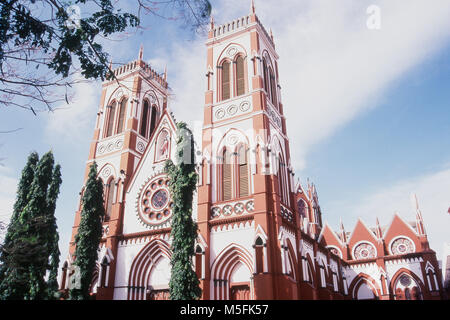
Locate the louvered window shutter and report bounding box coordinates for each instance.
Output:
[149,105,158,138]
[117,99,127,134]
[222,61,231,101]
[239,147,249,197]
[263,59,269,93]
[140,101,149,137]
[236,56,245,96]
[270,69,277,107]
[223,150,232,201]
[106,102,116,137]
[106,180,114,219]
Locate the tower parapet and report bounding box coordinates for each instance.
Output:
[106,59,168,89]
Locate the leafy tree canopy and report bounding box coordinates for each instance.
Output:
[0,0,211,113]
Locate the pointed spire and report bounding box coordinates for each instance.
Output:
[270,28,274,41]
[339,218,347,243]
[210,15,215,30]
[410,193,420,212]
[164,65,167,81]
[411,193,426,236]
[109,58,113,70]
[250,0,256,14]
[375,217,383,240]
[138,44,144,61]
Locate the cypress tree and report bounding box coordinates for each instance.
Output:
[45,164,62,299]
[21,151,56,300]
[0,152,39,299]
[70,162,105,300]
[166,122,201,300]
[0,151,63,300]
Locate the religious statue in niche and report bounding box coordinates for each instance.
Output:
[156,130,170,161]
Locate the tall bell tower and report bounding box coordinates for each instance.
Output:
[68,47,169,299]
[197,1,300,300]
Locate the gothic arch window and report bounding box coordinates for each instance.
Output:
[195,245,204,279]
[394,274,422,300]
[254,237,264,274]
[297,199,307,218]
[221,60,231,101]
[116,98,127,134]
[237,145,249,198]
[356,281,376,300]
[222,148,233,201]
[105,101,117,137]
[105,178,115,221]
[262,58,269,94]
[302,257,314,286]
[235,55,246,97]
[140,100,150,138]
[332,272,339,292]
[318,261,326,288]
[277,156,288,205]
[286,247,296,280]
[100,257,110,288]
[149,104,158,138]
[269,67,277,108]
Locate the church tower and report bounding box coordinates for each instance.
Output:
[197,2,301,300]
[67,47,169,299]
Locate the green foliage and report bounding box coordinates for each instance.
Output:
[0,1,211,112]
[0,151,39,300]
[166,122,201,300]
[0,151,62,300]
[46,164,63,299]
[0,0,139,80]
[69,162,105,300]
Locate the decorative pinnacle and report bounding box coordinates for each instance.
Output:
[138,44,144,61]
[251,0,256,14]
[210,15,215,29]
[410,193,420,211]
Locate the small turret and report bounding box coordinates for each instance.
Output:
[138,44,144,61]
[411,193,426,236]
[375,217,383,240]
[339,218,347,243]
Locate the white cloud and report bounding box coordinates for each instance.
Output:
[165,0,450,170]
[328,166,450,258]
[45,75,100,144]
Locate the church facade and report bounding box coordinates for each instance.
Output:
[61,5,445,300]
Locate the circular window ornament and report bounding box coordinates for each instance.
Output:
[399,275,412,287]
[138,175,172,227]
[391,237,414,255]
[327,246,342,258]
[353,242,376,260]
[151,189,168,209]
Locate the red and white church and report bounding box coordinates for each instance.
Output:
[61,3,445,300]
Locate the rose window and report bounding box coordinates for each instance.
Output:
[353,242,376,260]
[399,275,412,287]
[391,238,414,255]
[138,176,173,227]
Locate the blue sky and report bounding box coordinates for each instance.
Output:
[0,0,449,267]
